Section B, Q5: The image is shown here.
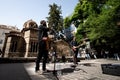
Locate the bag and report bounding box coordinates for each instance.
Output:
[101,64,120,76]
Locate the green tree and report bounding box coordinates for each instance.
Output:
[47,3,63,32]
[65,0,120,52]
[63,16,71,29]
[68,0,106,42]
[84,0,120,49]
[64,0,106,39]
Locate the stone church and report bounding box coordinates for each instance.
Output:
[2,19,72,58]
[2,19,39,58]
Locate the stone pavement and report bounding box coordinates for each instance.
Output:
[24,59,120,80]
[0,59,120,80]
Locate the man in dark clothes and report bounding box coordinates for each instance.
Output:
[35,20,50,74]
[70,37,79,65]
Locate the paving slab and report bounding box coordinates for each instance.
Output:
[0,59,120,80]
[24,59,120,80]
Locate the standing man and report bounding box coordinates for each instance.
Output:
[70,36,79,65]
[35,20,50,73]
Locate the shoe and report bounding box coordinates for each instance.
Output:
[75,63,78,66]
[35,69,39,72]
[71,64,77,68]
[42,70,48,73]
[35,68,39,72]
[35,70,43,75]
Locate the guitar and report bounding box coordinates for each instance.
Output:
[42,37,50,50]
[72,45,81,51]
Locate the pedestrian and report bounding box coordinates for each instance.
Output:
[49,46,56,63]
[114,49,120,61]
[35,20,50,74]
[91,49,97,59]
[70,36,79,65]
[105,50,109,58]
[85,48,91,59]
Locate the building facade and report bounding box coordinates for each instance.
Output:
[2,19,72,58]
[0,25,20,50]
[2,20,39,58]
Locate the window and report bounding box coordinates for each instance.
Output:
[30,41,38,52]
[10,41,17,52]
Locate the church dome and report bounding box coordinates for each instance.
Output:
[23,19,38,29]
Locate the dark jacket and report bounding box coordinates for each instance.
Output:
[38,25,49,41]
[38,25,49,50]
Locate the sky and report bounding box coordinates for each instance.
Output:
[0,0,78,30]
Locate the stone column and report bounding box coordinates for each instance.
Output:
[4,37,12,57]
[24,30,30,58]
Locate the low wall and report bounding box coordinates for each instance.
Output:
[0,56,85,63]
[0,57,36,63]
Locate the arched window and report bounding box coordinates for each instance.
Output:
[30,41,38,52]
[10,41,17,52]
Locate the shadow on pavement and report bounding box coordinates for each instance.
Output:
[0,63,31,80]
[62,68,74,73]
[39,67,75,80]
[42,73,59,80]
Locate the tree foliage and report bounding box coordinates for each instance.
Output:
[63,16,71,28]
[47,3,63,32]
[64,0,120,50]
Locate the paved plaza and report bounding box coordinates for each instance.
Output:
[0,59,120,80]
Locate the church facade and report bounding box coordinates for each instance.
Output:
[2,20,39,58]
[2,19,73,58]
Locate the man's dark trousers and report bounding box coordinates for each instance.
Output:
[36,47,48,71]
